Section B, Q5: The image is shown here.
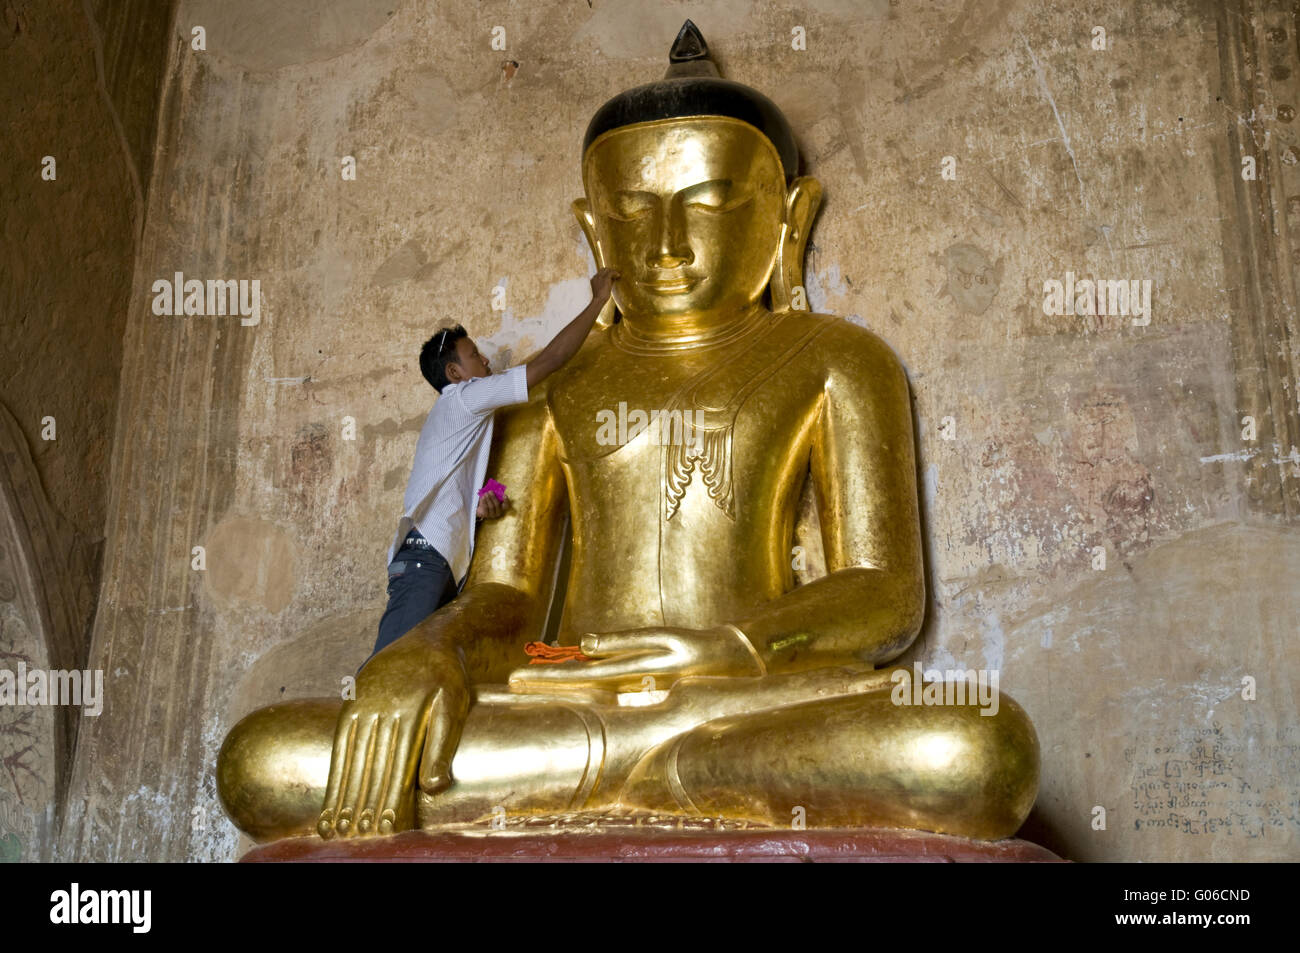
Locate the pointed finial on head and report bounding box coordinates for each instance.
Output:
[665,20,719,78]
[670,20,708,62]
[583,19,799,180]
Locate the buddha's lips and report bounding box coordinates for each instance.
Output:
[638,275,699,293]
[524,641,591,664]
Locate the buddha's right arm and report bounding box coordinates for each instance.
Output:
[456,399,569,681]
[318,396,566,837]
[375,394,568,682]
[392,581,541,684]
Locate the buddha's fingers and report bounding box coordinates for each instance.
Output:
[510,649,679,693]
[418,683,469,795]
[357,713,400,835]
[318,713,358,839]
[376,713,420,835]
[581,630,681,657]
[336,712,379,836]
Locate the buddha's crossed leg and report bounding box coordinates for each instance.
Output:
[218,667,1037,843]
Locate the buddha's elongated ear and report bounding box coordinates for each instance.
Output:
[572,197,604,267]
[770,176,823,313]
[572,197,618,329]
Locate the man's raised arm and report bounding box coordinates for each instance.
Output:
[525,268,619,390]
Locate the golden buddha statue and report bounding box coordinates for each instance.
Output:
[217,21,1039,846]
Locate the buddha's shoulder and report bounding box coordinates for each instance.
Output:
[772,310,909,380]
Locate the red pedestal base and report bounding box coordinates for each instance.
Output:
[241,827,1063,863]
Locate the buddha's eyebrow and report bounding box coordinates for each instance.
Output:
[610,180,736,194]
[679,178,753,210]
[678,178,734,198]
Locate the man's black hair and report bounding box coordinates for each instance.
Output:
[420,324,469,392]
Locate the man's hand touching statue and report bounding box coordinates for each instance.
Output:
[475,489,509,520]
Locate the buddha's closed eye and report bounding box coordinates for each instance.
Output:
[608,191,657,221]
[682,179,752,213]
[606,180,753,221]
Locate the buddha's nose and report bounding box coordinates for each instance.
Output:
[649,202,694,269]
[651,248,693,269]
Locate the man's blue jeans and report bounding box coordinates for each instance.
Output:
[371,541,458,658]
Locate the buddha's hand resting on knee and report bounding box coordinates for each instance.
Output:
[317,637,470,839]
[507,624,764,695]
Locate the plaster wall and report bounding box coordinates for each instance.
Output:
[51,0,1300,861]
[0,0,172,861]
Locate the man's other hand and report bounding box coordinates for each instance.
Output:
[476,492,510,519]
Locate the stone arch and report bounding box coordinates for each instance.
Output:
[0,402,97,860]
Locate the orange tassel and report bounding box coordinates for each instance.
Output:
[524,641,591,664]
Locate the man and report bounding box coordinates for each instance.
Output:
[370,267,619,659]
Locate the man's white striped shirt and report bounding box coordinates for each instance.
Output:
[387,364,529,585]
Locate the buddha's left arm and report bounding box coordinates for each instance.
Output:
[731,331,925,672]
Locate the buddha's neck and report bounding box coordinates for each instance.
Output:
[613,300,768,352]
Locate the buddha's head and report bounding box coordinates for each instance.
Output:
[575,21,821,326]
